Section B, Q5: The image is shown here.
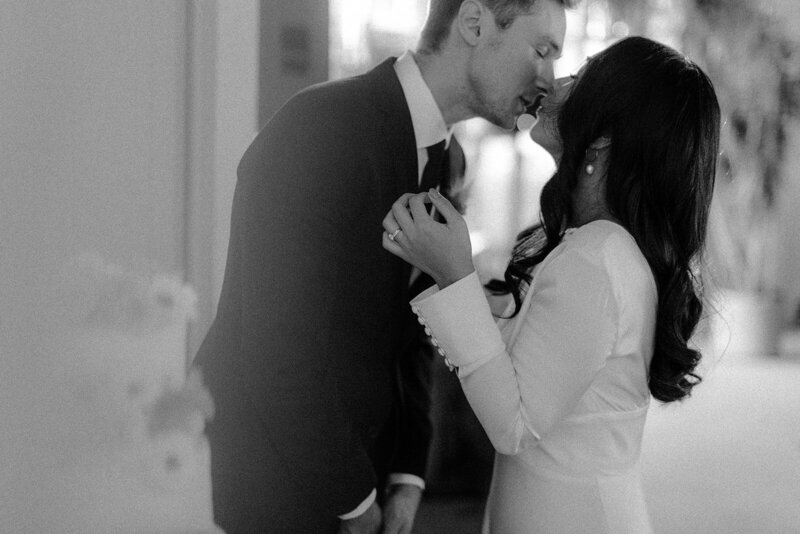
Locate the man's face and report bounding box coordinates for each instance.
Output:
[465,0,567,129]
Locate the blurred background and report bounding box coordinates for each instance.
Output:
[2,0,799,532]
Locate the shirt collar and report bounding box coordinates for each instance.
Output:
[393,51,453,149]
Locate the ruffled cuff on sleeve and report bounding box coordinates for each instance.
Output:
[410,271,505,376]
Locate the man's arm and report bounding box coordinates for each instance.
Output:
[231,90,377,517]
[389,327,434,478]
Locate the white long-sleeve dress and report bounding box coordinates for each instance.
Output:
[411,220,657,533]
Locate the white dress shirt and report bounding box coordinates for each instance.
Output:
[393,50,454,179]
[340,51,451,520]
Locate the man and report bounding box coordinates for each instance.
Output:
[193,1,570,532]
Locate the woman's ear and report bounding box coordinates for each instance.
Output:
[456,0,485,46]
[589,136,611,150]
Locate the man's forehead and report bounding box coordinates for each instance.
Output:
[515,12,566,58]
[517,3,567,34]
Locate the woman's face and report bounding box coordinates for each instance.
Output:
[529,59,589,160]
[528,75,573,159]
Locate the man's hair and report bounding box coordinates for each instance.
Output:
[418,0,578,54]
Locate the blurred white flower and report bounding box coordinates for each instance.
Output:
[62,252,197,331]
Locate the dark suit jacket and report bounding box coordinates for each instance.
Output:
[193,58,466,533]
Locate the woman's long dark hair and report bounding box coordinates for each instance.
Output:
[498,36,721,403]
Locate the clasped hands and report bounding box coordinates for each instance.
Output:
[382,190,474,289]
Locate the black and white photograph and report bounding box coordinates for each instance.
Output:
[2,1,799,532]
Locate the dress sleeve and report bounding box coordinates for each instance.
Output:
[411,249,618,455]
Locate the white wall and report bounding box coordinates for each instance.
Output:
[184,0,260,357]
[0,1,263,526]
[0,0,263,360]
[212,1,260,307]
[258,0,329,125]
[776,119,800,323]
[0,0,187,354]
[185,0,328,356]
[0,2,197,529]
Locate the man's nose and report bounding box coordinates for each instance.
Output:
[539,62,557,94]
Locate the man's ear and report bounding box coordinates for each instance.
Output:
[456,0,486,46]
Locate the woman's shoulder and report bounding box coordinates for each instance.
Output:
[560,220,656,300]
[561,219,639,260]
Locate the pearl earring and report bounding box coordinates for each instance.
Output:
[583,137,610,175]
[584,148,598,175]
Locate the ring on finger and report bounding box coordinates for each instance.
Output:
[388,228,402,241]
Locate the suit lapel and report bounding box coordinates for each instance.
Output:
[362,58,418,293]
[365,58,418,202]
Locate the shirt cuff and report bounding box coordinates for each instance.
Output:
[337,488,377,520]
[388,473,426,490]
[411,271,505,374]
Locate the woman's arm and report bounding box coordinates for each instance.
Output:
[414,251,617,454]
[383,192,618,454]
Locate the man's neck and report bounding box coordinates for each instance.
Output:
[413,49,473,127]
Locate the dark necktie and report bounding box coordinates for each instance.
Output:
[418,140,449,195]
[408,140,450,298]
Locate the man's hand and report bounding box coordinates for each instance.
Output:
[381,484,423,534]
[339,501,382,534]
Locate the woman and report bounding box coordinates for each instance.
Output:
[382,36,720,533]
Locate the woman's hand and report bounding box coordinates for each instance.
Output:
[382,189,474,289]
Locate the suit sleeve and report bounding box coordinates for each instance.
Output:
[231,92,376,516]
[389,310,435,478]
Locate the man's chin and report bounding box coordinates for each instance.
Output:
[490,114,518,131]
[472,106,514,130]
